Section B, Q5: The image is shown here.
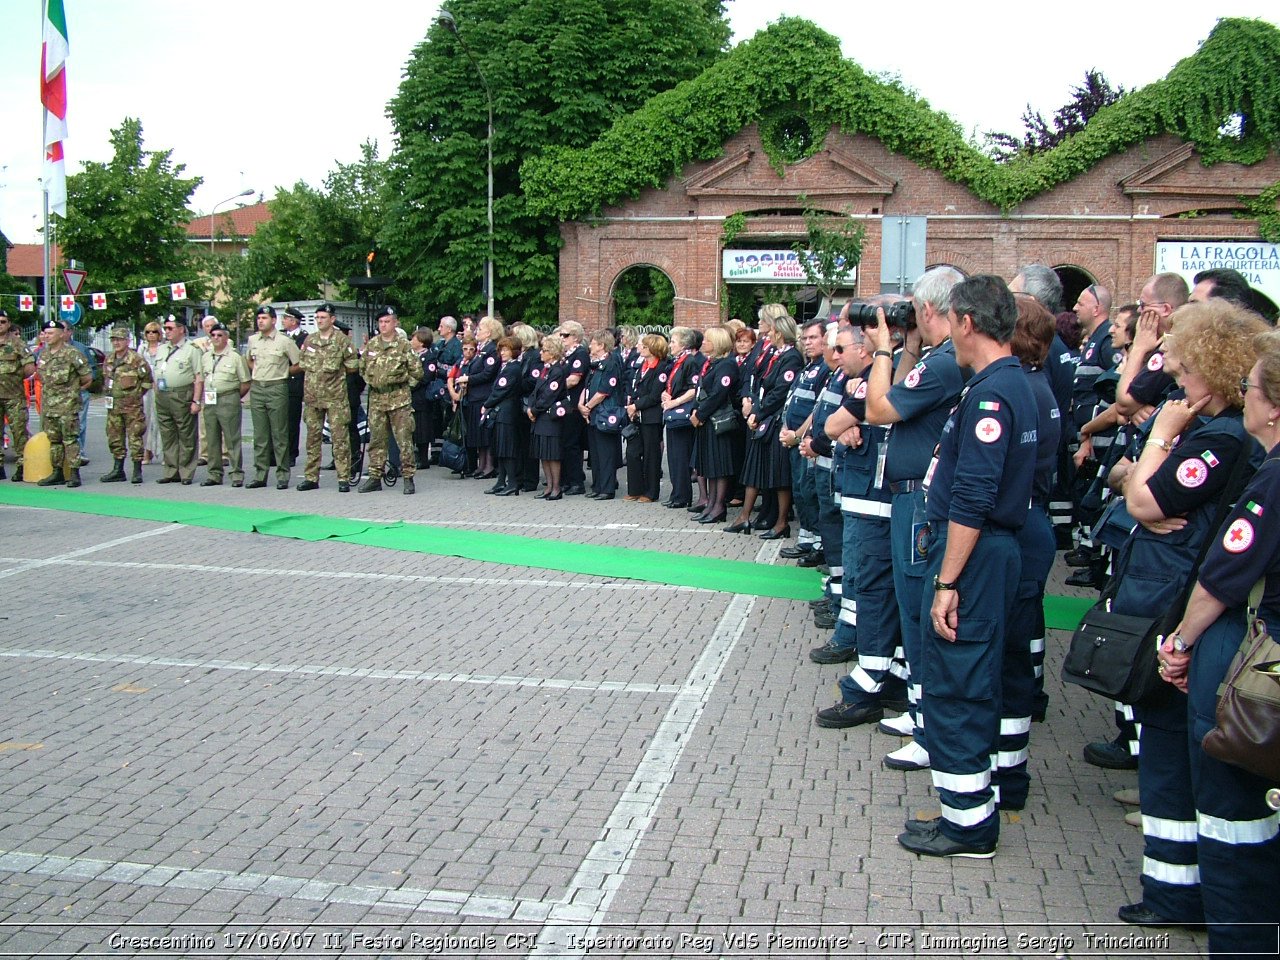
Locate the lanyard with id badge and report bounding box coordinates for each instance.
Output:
[915,442,941,566]
[204,354,224,405]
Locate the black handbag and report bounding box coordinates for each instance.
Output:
[1062,445,1251,705]
[620,421,640,441]
[710,406,737,436]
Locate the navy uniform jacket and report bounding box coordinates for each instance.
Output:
[1129,347,1176,408]
[739,338,770,401]
[437,336,463,368]
[1027,366,1062,506]
[586,355,625,409]
[666,349,704,405]
[926,355,1036,532]
[529,360,568,431]
[839,365,892,512]
[520,348,543,401]
[885,339,965,483]
[564,344,590,405]
[807,367,847,465]
[753,346,804,423]
[1199,444,1280,624]
[1045,333,1074,422]
[694,357,739,419]
[629,360,671,426]
[462,340,499,407]
[1072,321,1117,432]
[784,358,829,430]
[485,358,524,424]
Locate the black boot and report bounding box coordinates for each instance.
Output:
[11,463,22,482]
[0,464,5,480]
[100,458,126,483]
[37,464,65,486]
[67,468,82,488]
[131,461,143,484]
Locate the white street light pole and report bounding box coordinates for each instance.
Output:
[207,188,255,251]
[437,10,495,320]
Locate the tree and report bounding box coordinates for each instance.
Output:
[60,118,202,329]
[382,0,730,323]
[985,70,1127,161]
[793,206,864,308]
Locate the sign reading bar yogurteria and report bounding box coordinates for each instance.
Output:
[1155,241,1280,305]
[722,249,856,286]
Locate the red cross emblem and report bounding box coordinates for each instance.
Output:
[170,282,187,300]
[91,293,107,310]
[1177,459,1207,488]
[18,295,34,311]
[1224,518,1254,553]
[60,295,75,311]
[142,288,158,304]
[975,416,1002,443]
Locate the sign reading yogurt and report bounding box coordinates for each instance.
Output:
[1155,241,1280,305]
[722,249,856,286]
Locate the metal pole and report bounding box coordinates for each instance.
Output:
[487,96,494,320]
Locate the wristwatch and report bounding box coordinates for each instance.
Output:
[933,576,957,592]
[1170,634,1191,653]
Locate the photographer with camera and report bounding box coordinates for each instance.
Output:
[861,267,966,772]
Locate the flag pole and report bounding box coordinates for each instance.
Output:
[42,105,51,325]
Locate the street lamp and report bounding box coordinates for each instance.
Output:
[437,9,495,321]
[207,188,255,251]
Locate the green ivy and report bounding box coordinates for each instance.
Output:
[721,212,747,246]
[523,17,1280,240]
[1239,181,1280,241]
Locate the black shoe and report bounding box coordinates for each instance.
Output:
[156,476,180,485]
[544,491,563,501]
[357,477,382,493]
[297,480,319,491]
[496,486,520,496]
[10,465,22,482]
[751,516,772,531]
[180,478,192,485]
[809,642,857,664]
[276,479,289,490]
[901,817,940,835]
[338,482,350,493]
[687,503,709,513]
[245,479,267,488]
[813,612,837,630]
[808,598,829,611]
[564,484,586,496]
[130,463,143,484]
[595,493,614,500]
[197,458,208,467]
[1064,547,1095,567]
[323,460,336,471]
[696,510,726,524]
[897,822,995,859]
[724,520,752,534]
[1065,567,1104,588]
[1117,902,1205,930]
[77,457,89,467]
[485,482,505,494]
[1083,739,1138,770]
[780,546,812,559]
[796,552,824,568]
[99,459,126,483]
[666,501,689,509]
[759,525,791,540]
[403,478,415,495]
[201,479,221,487]
[231,479,244,488]
[815,702,883,728]
[67,469,82,488]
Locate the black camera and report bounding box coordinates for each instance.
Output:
[848,300,916,331]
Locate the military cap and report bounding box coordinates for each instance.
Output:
[376,305,398,319]
[108,326,131,339]
[315,302,337,314]
[255,304,276,318]
[41,317,64,331]
[284,306,304,321]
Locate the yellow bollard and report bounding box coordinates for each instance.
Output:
[22,432,53,484]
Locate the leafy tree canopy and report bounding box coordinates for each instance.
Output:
[524,17,1280,238]
[60,118,202,330]
[381,0,731,323]
[984,70,1127,161]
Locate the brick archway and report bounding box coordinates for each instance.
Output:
[606,263,677,331]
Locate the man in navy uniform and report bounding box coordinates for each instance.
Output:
[898,274,1036,859]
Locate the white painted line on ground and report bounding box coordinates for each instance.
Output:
[0,526,175,583]
[0,557,714,593]
[0,648,685,696]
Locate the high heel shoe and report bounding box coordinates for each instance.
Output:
[544,491,563,501]
[758,524,792,540]
[687,503,708,513]
[697,509,726,524]
[752,516,773,531]
[723,520,752,534]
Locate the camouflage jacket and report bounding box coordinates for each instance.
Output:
[103,351,153,409]
[300,330,360,405]
[361,335,422,412]
[0,334,34,400]
[37,345,90,416]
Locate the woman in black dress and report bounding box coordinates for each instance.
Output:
[458,316,502,479]
[624,334,670,503]
[581,330,625,500]
[409,327,438,469]
[661,327,703,509]
[726,312,802,538]
[527,334,568,500]
[483,335,525,496]
[512,323,543,491]
[690,326,740,523]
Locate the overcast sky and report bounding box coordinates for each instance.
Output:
[1,1,1276,245]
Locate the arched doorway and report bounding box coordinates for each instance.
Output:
[1054,265,1096,315]
[610,265,675,333]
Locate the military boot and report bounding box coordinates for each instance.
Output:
[10,464,21,482]
[402,477,415,495]
[67,468,82,488]
[357,476,382,493]
[0,465,6,480]
[37,464,65,486]
[131,461,143,484]
[100,458,126,483]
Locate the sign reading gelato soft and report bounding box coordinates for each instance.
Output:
[1154,241,1280,305]
[722,249,856,286]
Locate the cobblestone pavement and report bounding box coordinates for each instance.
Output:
[0,404,1208,957]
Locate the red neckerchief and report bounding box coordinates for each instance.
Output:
[761,344,788,378]
[641,357,659,374]
[700,357,713,378]
[668,349,690,386]
[755,343,775,371]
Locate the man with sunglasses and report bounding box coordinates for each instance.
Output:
[153,317,204,484]
[0,309,35,481]
[99,327,153,484]
[198,324,251,487]
[246,304,302,489]
[35,318,93,487]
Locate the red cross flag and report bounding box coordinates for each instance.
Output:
[91,292,107,310]
[141,287,158,305]
[18,294,34,311]
[170,282,187,301]
[59,294,75,311]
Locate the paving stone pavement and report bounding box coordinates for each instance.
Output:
[0,405,1210,957]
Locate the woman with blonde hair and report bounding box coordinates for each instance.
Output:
[689,326,740,521]
[624,333,670,502]
[136,320,165,463]
[527,334,568,500]
[457,315,503,478]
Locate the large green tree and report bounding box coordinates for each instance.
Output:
[382,0,730,323]
[60,118,202,330]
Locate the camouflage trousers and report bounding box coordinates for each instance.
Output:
[0,397,29,465]
[106,403,146,461]
[303,400,351,483]
[43,408,81,472]
[367,403,415,480]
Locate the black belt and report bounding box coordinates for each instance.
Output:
[888,479,922,494]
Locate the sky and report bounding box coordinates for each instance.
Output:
[1,1,1277,247]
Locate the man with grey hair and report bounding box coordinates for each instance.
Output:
[436,315,462,367]
[863,266,965,772]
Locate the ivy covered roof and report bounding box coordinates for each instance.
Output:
[522,16,1280,222]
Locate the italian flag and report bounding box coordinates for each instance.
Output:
[42,0,69,217]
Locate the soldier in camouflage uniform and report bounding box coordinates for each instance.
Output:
[35,318,92,487]
[298,303,360,492]
[0,308,36,482]
[99,327,153,483]
[358,306,422,495]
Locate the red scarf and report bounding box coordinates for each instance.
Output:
[667,349,690,386]
[641,357,659,374]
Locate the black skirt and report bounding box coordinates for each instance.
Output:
[463,401,491,448]
[493,418,520,459]
[531,413,561,460]
[739,416,790,489]
[694,421,738,479]
[412,395,433,446]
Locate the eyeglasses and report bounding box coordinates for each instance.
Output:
[1136,299,1168,313]
[163,325,176,330]
[1241,377,1259,396]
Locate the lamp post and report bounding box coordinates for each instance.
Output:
[207,188,255,251]
[436,9,494,321]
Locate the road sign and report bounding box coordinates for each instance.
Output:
[62,268,87,297]
[59,302,84,326]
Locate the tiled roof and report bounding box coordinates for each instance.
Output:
[6,243,60,278]
[185,199,272,239]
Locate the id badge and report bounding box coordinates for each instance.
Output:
[103,395,113,410]
[204,386,218,405]
[874,445,887,491]
[157,376,168,391]
[910,520,930,566]
[922,455,939,494]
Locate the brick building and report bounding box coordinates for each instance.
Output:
[541,19,1280,328]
